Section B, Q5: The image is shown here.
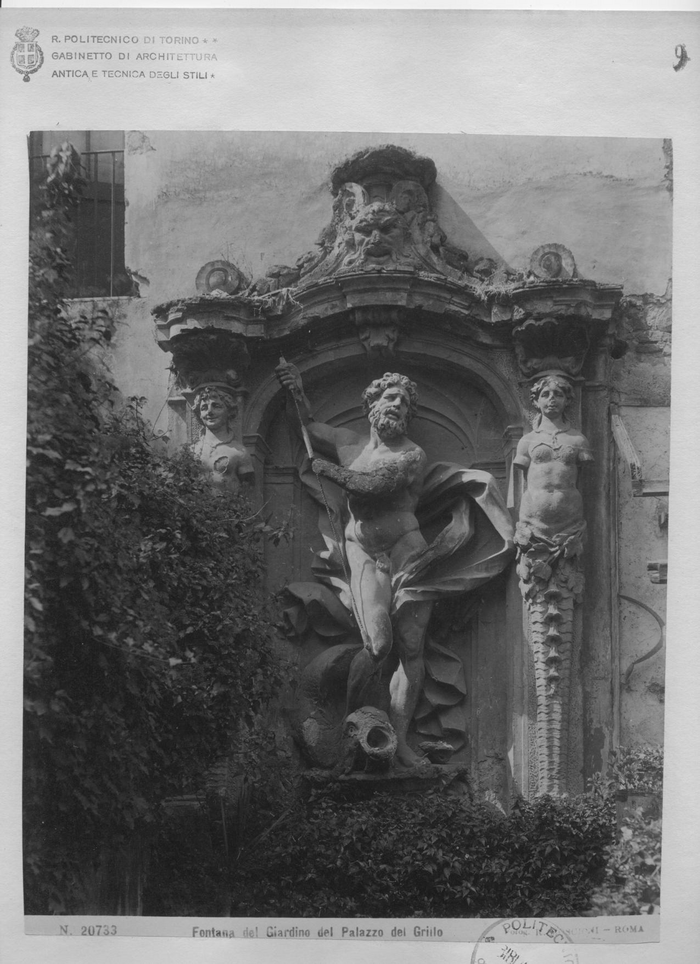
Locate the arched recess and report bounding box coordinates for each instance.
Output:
[244,333,523,456]
[243,333,521,789]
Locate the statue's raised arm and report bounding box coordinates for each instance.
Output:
[275,359,360,462]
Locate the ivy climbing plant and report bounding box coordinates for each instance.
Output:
[24,146,284,914]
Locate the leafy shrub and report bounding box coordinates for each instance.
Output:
[587,744,663,916]
[608,745,663,794]
[589,808,661,916]
[143,722,301,917]
[142,808,232,918]
[225,786,614,919]
[24,149,285,913]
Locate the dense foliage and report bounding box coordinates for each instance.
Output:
[589,808,662,916]
[219,785,614,918]
[143,720,299,917]
[607,744,663,794]
[588,744,663,916]
[24,150,283,913]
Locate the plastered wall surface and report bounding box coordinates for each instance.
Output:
[616,407,669,747]
[124,131,671,304]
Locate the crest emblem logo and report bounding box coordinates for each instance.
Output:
[11,26,44,82]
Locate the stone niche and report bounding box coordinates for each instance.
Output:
[153,145,622,801]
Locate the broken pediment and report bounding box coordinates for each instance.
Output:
[153,145,623,384]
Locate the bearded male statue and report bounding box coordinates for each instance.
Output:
[276,363,432,767]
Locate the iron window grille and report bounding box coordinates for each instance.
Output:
[29,132,131,298]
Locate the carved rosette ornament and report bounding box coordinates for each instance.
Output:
[528,244,577,282]
[514,373,592,795]
[195,260,247,296]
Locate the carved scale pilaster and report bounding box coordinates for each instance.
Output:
[516,531,584,795]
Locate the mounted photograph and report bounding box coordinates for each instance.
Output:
[24,131,669,931]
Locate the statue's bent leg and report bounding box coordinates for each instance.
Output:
[345,541,392,715]
[391,599,433,767]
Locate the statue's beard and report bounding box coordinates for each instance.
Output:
[370,409,408,440]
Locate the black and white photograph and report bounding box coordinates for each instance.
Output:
[2,8,700,964]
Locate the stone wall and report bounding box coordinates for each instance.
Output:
[610,279,671,750]
[82,131,671,772]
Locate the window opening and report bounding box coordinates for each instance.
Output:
[29,131,132,298]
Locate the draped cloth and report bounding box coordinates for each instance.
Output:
[300,457,515,607]
[292,459,516,757]
[393,462,516,612]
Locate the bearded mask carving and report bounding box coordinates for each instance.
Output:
[294,168,470,287]
[344,203,409,267]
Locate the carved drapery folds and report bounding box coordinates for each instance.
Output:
[282,463,515,772]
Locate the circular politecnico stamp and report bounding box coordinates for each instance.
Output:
[470,919,579,964]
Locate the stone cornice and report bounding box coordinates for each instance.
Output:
[154,272,623,361]
[509,279,624,318]
[154,270,503,352]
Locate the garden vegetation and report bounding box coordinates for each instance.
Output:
[24,147,283,914]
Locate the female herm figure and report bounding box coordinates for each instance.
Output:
[514,373,593,795]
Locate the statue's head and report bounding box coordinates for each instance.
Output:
[362,373,418,440]
[349,202,407,263]
[192,384,238,430]
[530,373,574,421]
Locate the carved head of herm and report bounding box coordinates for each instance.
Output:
[187,382,239,431]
